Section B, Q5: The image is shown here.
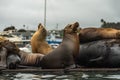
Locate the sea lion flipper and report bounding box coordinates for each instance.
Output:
[66,64,76,69]
[89,56,103,62]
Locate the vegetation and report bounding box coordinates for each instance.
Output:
[18,29,26,32]
[3,26,17,31]
[101,19,120,29]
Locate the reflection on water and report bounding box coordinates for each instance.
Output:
[1,71,120,80]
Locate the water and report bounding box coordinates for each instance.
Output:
[1,71,120,80]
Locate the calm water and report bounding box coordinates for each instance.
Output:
[1,71,120,80]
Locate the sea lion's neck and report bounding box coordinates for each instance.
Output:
[63,34,74,41]
[33,31,46,41]
[63,33,79,58]
[37,34,46,41]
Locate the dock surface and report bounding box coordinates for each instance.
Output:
[1,66,120,73]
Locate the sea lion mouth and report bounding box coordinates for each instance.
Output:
[42,28,47,37]
[64,22,79,34]
[42,28,47,33]
[72,22,79,32]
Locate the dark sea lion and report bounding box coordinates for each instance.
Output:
[40,22,80,69]
[31,23,53,54]
[79,27,120,43]
[76,39,120,68]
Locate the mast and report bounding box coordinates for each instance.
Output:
[44,0,47,27]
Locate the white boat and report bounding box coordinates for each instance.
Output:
[19,44,32,52]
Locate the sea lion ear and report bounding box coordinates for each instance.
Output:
[38,23,42,29]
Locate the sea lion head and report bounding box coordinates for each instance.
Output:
[2,40,20,55]
[64,22,79,34]
[1,40,21,69]
[37,23,47,39]
[7,54,21,69]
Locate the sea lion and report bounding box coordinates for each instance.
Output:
[31,23,53,54]
[76,39,120,68]
[0,40,21,69]
[40,22,80,69]
[79,27,120,43]
[4,41,44,67]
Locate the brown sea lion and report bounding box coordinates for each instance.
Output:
[0,40,21,69]
[79,27,120,43]
[31,23,53,54]
[40,22,80,69]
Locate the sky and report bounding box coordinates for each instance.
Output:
[0,0,120,31]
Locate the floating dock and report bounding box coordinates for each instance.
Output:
[1,66,120,73]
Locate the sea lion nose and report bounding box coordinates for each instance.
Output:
[72,22,79,31]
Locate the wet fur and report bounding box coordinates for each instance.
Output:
[19,50,44,66]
